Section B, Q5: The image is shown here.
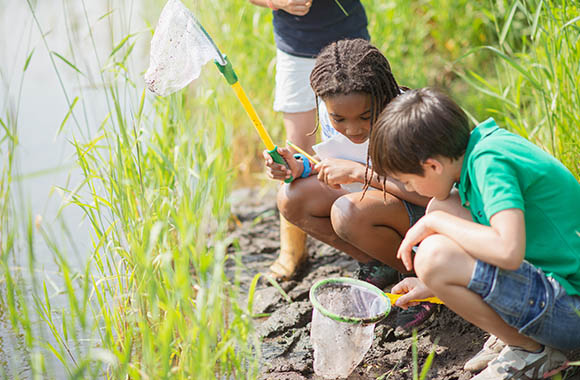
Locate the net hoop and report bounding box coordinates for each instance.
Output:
[309,277,391,325]
[190,12,226,66]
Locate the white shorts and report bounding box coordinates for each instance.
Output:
[273,49,316,113]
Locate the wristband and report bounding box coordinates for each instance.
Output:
[294,153,311,178]
[266,0,278,10]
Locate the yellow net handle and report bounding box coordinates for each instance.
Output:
[384,292,444,305]
[230,82,275,151]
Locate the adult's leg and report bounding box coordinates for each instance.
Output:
[269,47,317,280]
[330,189,411,273]
[283,110,316,155]
[270,110,317,280]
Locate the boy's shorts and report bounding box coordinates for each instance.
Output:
[273,49,316,113]
[468,259,580,350]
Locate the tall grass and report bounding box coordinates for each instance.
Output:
[1,0,259,378]
[458,0,580,176]
[1,0,578,379]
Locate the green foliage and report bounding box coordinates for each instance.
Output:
[458,1,580,176]
[1,0,578,379]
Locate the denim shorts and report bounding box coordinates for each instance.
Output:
[402,200,425,227]
[468,259,580,350]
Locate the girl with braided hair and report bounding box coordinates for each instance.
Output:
[264,38,436,332]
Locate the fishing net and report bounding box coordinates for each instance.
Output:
[144,0,224,96]
[309,277,391,379]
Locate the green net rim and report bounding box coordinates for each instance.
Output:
[309,277,391,325]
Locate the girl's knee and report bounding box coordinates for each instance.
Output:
[277,183,307,222]
[426,190,471,220]
[330,194,358,241]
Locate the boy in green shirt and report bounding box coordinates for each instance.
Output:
[369,88,580,379]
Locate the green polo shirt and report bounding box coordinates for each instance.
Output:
[457,118,580,296]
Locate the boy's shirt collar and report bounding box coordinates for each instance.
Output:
[457,118,500,207]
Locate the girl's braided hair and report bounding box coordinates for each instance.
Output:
[309,38,402,197]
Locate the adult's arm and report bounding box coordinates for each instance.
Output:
[248,0,312,16]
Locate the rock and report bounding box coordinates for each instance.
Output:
[257,301,312,339]
[252,287,286,315]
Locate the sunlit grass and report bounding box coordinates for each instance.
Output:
[458,1,580,176]
[0,0,578,379]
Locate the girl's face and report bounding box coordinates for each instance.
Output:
[324,92,372,144]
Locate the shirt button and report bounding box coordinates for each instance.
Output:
[540,301,545,308]
[529,299,535,305]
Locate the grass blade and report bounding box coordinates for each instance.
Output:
[58,96,79,135]
[51,51,85,76]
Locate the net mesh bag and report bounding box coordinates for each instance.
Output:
[309,278,391,379]
[144,0,223,96]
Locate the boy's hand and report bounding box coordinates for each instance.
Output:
[397,215,434,271]
[391,277,434,310]
[314,158,364,189]
[263,147,302,181]
[275,0,312,16]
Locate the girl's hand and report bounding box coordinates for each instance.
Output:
[314,158,364,189]
[391,277,434,310]
[397,215,434,271]
[274,0,312,16]
[262,147,303,181]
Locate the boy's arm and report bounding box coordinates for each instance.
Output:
[398,208,526,271]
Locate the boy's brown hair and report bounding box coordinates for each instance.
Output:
[370,88,471,177]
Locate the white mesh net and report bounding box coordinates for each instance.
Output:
[310,282,389,379]
[144,0,223,96]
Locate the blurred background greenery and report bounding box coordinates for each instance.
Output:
[0,0,578,379]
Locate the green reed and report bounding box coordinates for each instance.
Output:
[2,0,578,379]
[458,0,580,176]
[1,0,259,378]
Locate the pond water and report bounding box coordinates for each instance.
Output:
[0,0,150,377]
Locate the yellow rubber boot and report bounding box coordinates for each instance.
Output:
[268,214,308,280]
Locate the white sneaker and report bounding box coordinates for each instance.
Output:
[464,335,506,372]
[471,345,567,380]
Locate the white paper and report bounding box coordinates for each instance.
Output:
[312,134,369,193]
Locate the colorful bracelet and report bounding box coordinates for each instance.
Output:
[294,153,311,178]
[266,0,278,10]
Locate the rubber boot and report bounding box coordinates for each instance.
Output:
[268,214,307,280]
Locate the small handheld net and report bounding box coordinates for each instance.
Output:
[309,277,391,379]
[144,0,295,182]
[144,0,224,96]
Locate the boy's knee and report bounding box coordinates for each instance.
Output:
[414,235,454,285]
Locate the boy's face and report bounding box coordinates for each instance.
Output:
[324,92,372,144]
[393,158,456,200]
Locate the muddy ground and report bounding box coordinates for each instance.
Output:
[226,188,580,380]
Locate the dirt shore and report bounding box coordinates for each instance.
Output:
[226,187,580,380]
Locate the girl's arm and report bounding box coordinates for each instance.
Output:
[263,147,304,181]
[398,208,526,271]
[315,158,430,205]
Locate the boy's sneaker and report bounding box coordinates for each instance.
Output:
[356,260,399,290]
[472,345,567,379]
[394,302,437,337]
[464,335,506,372]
